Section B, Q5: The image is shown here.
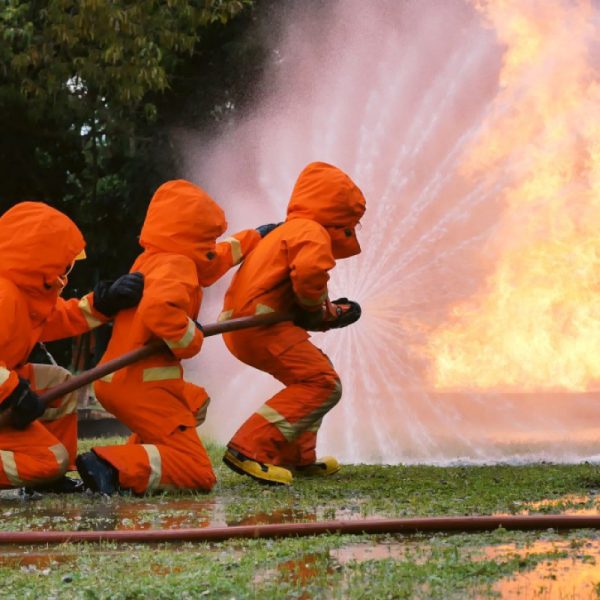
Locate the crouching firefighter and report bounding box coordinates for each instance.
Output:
[221,162,365,485]
[0,202,143,493]
[77,180,264,495]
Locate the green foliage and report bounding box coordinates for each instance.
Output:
[0,0,253,280]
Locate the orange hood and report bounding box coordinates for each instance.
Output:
[0,202,85,292]
[286,162,366,258]
[139,180,227,268]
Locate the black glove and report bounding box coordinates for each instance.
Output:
[93,272,144,317]
[327,298,362,329]
[0,378,45,430]
[294,298,362,332]
[256,223,282,238]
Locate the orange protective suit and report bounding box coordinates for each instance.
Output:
[0,202,110,489]
[221,162,366,467]
[92,180,261,494]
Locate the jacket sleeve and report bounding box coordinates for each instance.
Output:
[202,229,261,286]
[0,289,21,406]
[40,293,111,342]
[138,256,204,359]
[286,222,336,311]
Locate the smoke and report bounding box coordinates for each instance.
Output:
[178,0,600,464]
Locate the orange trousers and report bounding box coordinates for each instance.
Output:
[93,377,216,495]
[0,364,78,489]
[225,324,342,467]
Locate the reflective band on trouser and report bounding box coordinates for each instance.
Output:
[195,398,211,427]
[142,444,162,492]
[0,443,68,487]
[78,295,104,328]
[297,290,327,307]
[142,366,182,382]
[0,367,11,386]
[48,443,69,474]
[165,318,196,351]
[256,379,342,442]
[222,236,243,265]
[0,451,20,486]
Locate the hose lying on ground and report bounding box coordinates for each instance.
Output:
[1,514,599,545]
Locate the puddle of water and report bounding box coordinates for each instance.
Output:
[515,494,600,516]
[0,497,228,532]
[0,551,77,569]
[330,541,411,564]
[230,508,315,527]
[481,540,600,599]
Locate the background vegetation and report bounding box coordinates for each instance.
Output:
[1,0,278,365]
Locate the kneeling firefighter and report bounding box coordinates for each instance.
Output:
[221,162,366,485]
[0,202,143,492]
[77,180,264,495]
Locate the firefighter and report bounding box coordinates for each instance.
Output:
[76,179,264,495]
[221,162,365,485]
[0,202,143,492]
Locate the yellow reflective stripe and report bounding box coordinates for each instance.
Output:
[100,373,114,383]
[79,295,103,328]
[256,405,296,442]
[165,318,197,351]
[223,236,243,265]
[195,397,211,428]
[256,379,342,442]
[218,310,233,322]
[297,290,327,307]
[32,363,70,389]
[0,367,11,386]
[0,451,21,486]
[142,444,162,492]
[142,366,182,382]
[41,389,79,421]
[48,444,69,473]
[255,303,275,315]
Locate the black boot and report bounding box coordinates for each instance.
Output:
[22,476,85,496]
[75,452,119,495]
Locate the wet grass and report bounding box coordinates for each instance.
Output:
[1,437,600,598]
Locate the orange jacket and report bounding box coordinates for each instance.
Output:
[221,162,366,322]
[99,180,261,365]
[0,202,109,406]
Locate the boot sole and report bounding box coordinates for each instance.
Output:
[223,451,292,486]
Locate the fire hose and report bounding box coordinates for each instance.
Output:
[0,311,292,430]
[0,515,599,545]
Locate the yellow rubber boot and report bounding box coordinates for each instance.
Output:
[223,449,293,486]
[294,456,340,477]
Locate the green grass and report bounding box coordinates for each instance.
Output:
[1,437,600,598]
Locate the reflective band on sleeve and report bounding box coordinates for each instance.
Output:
[78,295,104,328]
[223,237,243,265]
[218,310,233,322]
[142,444,162,492]
[297,290,328,307]
[142,366,182,382]
[255,303,275,315]
[48,443,69,473]
[0,451,21,486]
[165,318,197,351]
[0,367,11,386]
[100,373,114,383]
[256,379,342,442]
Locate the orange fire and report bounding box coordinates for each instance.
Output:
[428,0,600,392]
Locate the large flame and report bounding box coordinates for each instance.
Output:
[428,0,600,392]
